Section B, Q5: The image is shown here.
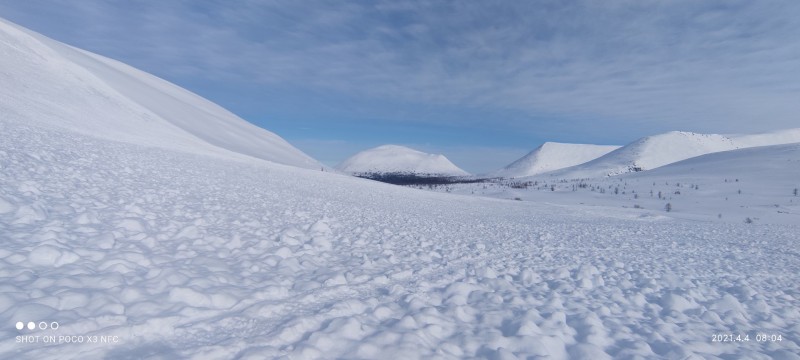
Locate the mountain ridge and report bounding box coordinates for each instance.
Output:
[544,129,800,178]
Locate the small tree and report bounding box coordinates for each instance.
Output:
[665,203,672,212]
[794,188,798,196]
[745,217,753,224]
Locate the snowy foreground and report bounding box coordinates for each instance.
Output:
[1,120,799,359]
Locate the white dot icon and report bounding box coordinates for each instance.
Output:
[27,322,35,330]
[15,322,24,330]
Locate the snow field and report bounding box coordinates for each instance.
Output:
[1,120,799,359]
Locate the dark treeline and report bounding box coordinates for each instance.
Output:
[356,173,491,186]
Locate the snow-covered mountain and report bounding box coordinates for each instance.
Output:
[0,17,321,170]
[336,145,469,176]
[493,142,620,178]
[548,129,800,178]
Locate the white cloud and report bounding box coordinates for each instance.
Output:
[2,0,799,136]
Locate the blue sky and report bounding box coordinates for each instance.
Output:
[2,1,799,173]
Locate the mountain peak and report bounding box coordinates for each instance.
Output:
[336,145,469,176]
[494,142,620,178]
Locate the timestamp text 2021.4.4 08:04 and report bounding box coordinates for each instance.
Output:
[712,333,783,342]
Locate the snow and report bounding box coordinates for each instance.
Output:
[2,17,799,360]
[493,142,620,178]
[0,17,321,170]
[443,142,800,224]
[337,145,469,176]
[3,119,799,360]
[548,129,800,178]
[733,128,800,148]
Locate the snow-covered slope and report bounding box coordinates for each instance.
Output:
[732,128,800,148]
[494,142,620,178]
[337,145,469,176]
[549,129,800,178]
[635,141,800,179]
[622,142,800,224]
[441,142,800,225]
[4,118,799,360]
[0,17,321,170]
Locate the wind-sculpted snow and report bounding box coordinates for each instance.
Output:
[1,120,798,359]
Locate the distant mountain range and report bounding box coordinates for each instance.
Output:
[544,129,800,179]
[338,126,800,181]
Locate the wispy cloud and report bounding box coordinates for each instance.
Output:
[2,0,800,143]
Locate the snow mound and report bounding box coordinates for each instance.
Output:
[550,129,800,178]
[336,145,469,176]
[0,17,321,170]
[494,142,620,178]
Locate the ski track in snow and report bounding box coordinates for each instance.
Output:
[1,120,799,359]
